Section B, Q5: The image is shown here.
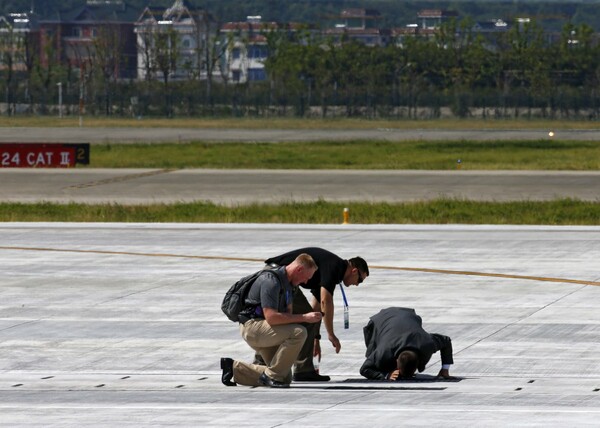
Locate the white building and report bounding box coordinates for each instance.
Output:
[134,0,215,81]
[219,16,273,83]
[219,16,305,84]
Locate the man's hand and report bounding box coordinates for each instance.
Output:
[388,369,400,381]
[313,338,322,359]
[303,312,323,323]
[329,333,341,353]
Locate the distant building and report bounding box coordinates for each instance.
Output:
[0,11,40,72]
[134,0,215,81]
[339,8,382,30]
[219,16,302,83]
[389,9,459,47]
[324,9,390,46]
[472,19,510,34]
[417,9,458,30]
[391,25,436,47]
[471,19,510,50]
[38,0,138,79]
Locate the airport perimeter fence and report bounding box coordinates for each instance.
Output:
[1,79,599,120]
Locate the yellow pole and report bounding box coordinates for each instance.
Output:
[343,207,349,224]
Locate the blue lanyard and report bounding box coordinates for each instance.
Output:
[339,283,349,308]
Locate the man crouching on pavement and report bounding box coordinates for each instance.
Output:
[360,307,455,381]
[221,254,322,388]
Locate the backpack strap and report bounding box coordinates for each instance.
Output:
[239,267,283,323]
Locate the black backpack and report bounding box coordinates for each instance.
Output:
[221,269,277,322]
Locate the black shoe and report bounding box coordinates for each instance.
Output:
[220,357,236,387]
[258,372,290,388]
[293,371,331,382]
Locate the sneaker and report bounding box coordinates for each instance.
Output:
[293,371,331,382]
[220,357,237,387]
[258,372,290,388]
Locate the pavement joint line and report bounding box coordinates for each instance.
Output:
[0,319,40,333]
[1,245,599,287]
[453,283,588,357]
[273,391,377,427]
[1,405,599,413]
[63,169,177,190]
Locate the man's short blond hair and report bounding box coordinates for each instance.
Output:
[294,253,318,271]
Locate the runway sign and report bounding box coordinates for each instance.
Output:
[0,143,89,168]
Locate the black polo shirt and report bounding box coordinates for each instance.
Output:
[265,247,347,300]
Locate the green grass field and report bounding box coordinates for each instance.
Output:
[90,139,600,170]
[1,199,598,225]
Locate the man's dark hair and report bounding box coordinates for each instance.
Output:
[397,350,418,379]
[349,257,369,277]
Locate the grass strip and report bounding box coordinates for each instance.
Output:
[90,139,600,170]
[1,199,598,225]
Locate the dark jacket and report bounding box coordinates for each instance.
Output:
[360,307,453,380]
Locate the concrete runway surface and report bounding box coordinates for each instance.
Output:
[2,168,600,204]
[1,222,600,427]
[1,126,600,143]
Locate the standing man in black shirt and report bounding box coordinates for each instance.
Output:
[265,247,369,382]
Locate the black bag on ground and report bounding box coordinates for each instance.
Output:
[221,269,274,322]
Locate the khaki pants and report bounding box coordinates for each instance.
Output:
[253,288,320,374]
[233,319,307,386]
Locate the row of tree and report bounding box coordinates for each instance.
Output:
[1,20,599,119]
[263,20,600,119]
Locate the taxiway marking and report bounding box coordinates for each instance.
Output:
[1,246,598,287]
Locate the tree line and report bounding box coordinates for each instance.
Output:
[262,20,600,119]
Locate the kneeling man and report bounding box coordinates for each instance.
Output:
[360,307,454,380]
[221,254,322,388]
